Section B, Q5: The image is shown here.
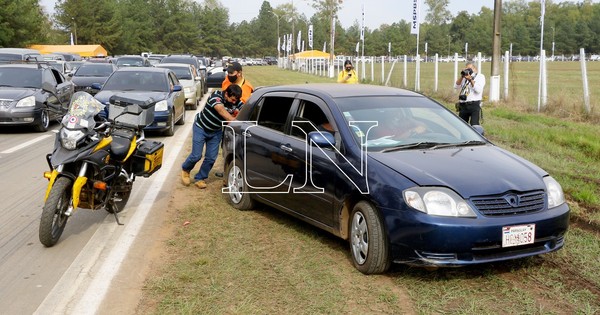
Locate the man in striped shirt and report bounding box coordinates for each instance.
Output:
[181,84,243,189]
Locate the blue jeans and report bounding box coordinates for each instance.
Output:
[181,123,223,181]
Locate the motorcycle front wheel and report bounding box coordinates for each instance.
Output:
[39,177,73,247]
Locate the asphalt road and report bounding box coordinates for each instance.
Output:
[0,99,200,314]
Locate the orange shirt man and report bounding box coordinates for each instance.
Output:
[221,62,254,104]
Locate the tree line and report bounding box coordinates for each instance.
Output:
[1,0,599,58]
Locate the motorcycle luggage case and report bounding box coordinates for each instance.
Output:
[108,95,156,128]
[132,140,164,177]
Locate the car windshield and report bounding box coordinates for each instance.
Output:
[0,53,22,61]
[335,96,486,152]
[162,67,192,80]
[162,58,193,66]
[116,57,144,67]
[48,62,63,72]
[0,68,41,88]
[74,64,114,77]
[102,71,167,92]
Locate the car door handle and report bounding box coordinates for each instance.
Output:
[242,131,251,137]
[280,144,292,153]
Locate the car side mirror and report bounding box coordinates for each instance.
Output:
[173,85,182,92]
[91,83,103,90]
[308,131,335,148]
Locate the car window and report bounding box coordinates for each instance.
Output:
[336,96,483,151]
[117,57,144,67]
[75,64,114,76]
[103,71,167,91]
[164,67,192,80]
[290,101,331,138]
[44,68,59,86]
[256,96,294,133]
[0,67,41,88]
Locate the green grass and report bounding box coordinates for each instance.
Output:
[140,65,600,314]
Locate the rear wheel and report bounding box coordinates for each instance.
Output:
[39,177,72,247]
[349,201,391,274]
[224,160,254,210]
[33,108,50,132]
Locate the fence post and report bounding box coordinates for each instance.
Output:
[434,53,438,92]
[504,50,509,100]
[403,55,407,88]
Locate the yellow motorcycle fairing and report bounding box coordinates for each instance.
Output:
[43,170,59,201]
[93,136,113,153]
[71,176,88,209]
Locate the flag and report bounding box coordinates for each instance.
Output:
[301,40,305,52]
[540,0,545,25]
[465,42,468,52]
[308,25,313,49]
[297,30,301,52]
[355,42,360,53]
[287,33,292,52]
[388,42,391,53]
[277,37,281,52]
[410,0,420,35]
[70,33,74,46]
[360,5,365,41]
[282,34,286,51]
[323,41,326,52]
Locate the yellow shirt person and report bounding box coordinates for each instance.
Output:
[337,60,359,84]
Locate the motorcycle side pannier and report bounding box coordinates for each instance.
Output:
[133,140,164,177]
[108,95,155,128]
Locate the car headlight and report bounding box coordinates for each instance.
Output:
[60,128,86,150]
[404,187,476,217]
[155,100,168,111]
[544,176,565,208]
[16,96,36,108]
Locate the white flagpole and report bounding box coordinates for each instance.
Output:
[537,0,546,111]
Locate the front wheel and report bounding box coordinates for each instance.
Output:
[224,160,254,210]
[349,201,391,274]
[33,108,50,132]
[163,111,175,136]
[39,177,73,247]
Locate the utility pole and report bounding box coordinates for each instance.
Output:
[489,0,502,102]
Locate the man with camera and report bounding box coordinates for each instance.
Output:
[455,62,486,125]
[337,60,359,84]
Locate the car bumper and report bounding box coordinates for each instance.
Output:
[384,202,570,267]
[0,107,39,125]
[143,111,171,131]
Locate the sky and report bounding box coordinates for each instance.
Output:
[39,0,598,30]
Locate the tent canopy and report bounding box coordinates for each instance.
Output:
[291,50,331,59]
[28,44,108,57]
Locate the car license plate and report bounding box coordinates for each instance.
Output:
[502,224,535,247]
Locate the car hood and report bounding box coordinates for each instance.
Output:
[370,145,548,198]
[71,76,109,87]
[94,90,169,105]
[0,87,37,100]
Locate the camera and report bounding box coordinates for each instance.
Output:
[458,94,467,101]
[461,68,473,77]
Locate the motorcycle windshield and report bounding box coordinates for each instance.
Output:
[61,91,105,131]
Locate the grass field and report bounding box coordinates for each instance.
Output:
[140,65,600,314]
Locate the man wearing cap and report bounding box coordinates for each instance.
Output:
[337,60,359,84]
[222,61,254,104]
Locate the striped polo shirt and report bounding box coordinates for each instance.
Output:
[196,90,243,132]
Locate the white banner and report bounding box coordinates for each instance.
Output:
[70,33,74,46]
[308,25,313,49]
[540,0,545,24]
[287,33,292,52]
[410,0,420,35]
[388,42,391,53]
[277,37,280,52]
[355,42,360,53]
[297,30,301,52]
[323,41,326,52]
[282,34,286,51]
[301,40,305,52]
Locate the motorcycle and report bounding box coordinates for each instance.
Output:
[40,91,164,247]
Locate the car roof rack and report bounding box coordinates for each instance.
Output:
[6,60,51,69]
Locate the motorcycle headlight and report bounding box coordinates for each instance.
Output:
[16,96,36,107]
[155,100,168,111]
[404,187,476,218]
[60,128,86,150]
[544,176,565,208]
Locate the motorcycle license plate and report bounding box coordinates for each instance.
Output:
[502,224,535,248]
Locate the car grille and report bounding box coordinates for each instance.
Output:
[470,191,546,216]
[0,99,14,108]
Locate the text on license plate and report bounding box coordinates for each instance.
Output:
[502,224,535,248]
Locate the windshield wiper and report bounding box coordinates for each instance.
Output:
[431,140,487,149]
[381,142,441,153]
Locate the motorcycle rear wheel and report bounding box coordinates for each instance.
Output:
[39,177,72,247]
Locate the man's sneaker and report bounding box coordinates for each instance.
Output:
[195,180,207,189]
[181,170,191,186]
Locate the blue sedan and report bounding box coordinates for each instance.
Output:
[221,84,569,274]
[94,67,185,136]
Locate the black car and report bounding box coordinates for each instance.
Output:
[69,62,118,95]
[205,61,226,88]
[115,55,152,68]
[160,54,207,94]
[0,63,74,131]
